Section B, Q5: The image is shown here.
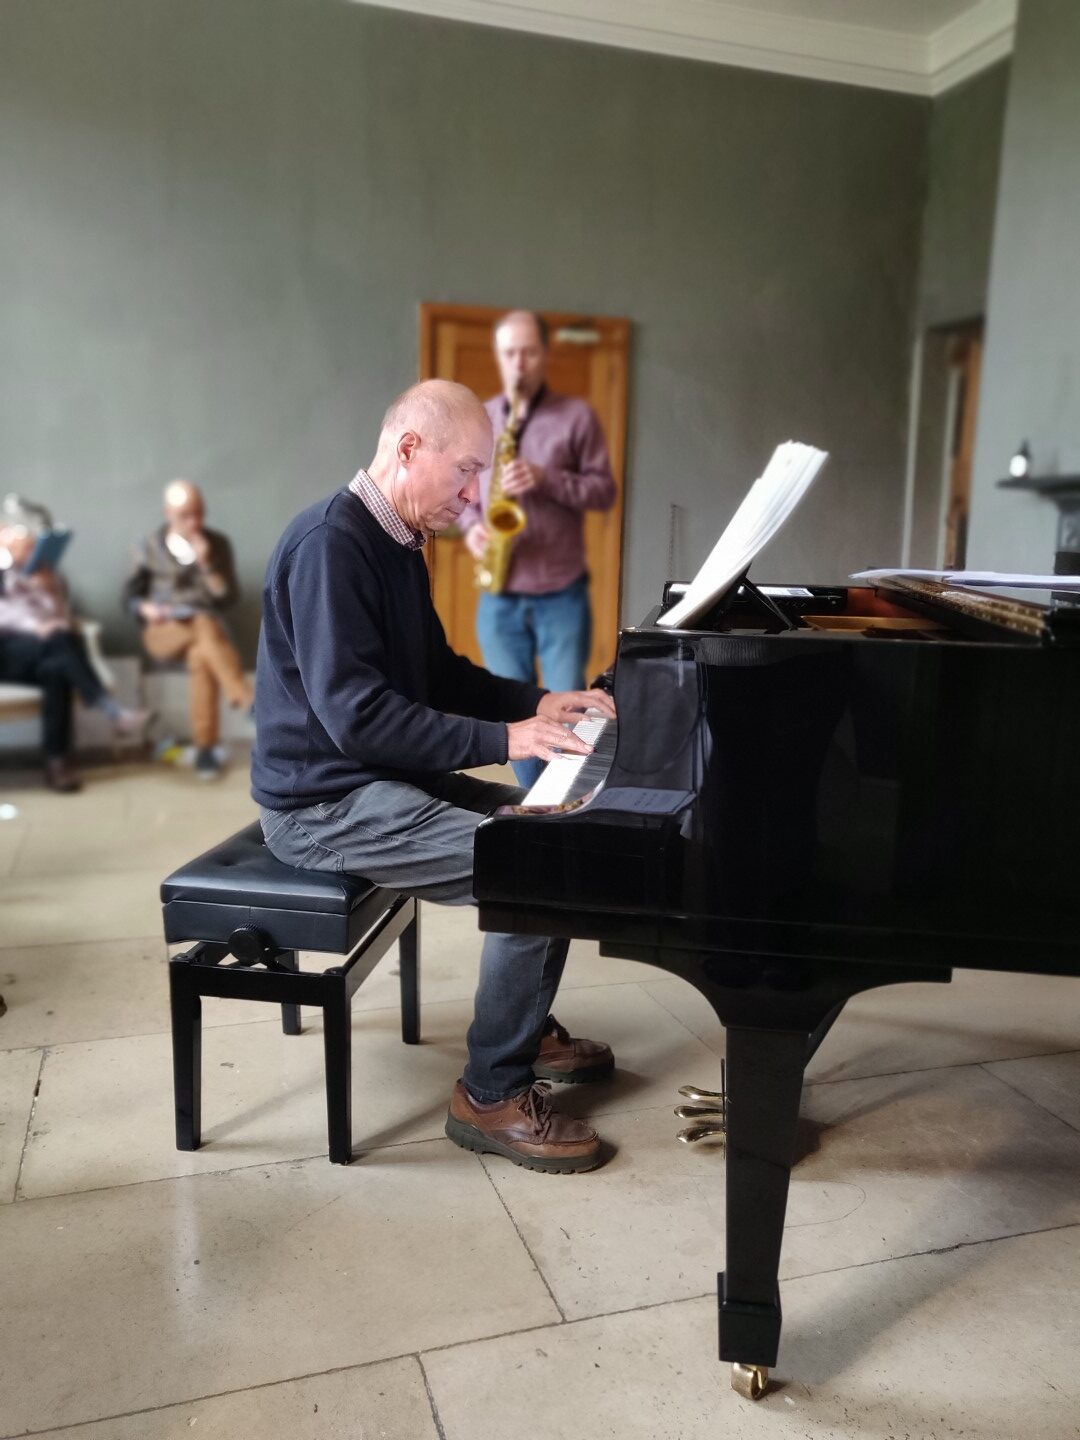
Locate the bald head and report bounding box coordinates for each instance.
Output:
[378,379,489,456]
[164,479,202,513]
[368,380,492,537]
[163,478,206,541]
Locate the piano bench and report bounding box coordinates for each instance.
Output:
[161,821,421,1165]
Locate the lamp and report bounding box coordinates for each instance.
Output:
[1008,440,1031,479]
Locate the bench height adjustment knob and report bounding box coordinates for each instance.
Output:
[228,926,271,963]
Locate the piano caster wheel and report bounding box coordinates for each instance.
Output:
[731,1363,769,1401]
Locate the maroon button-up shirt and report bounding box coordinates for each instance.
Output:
[459,387,616,595]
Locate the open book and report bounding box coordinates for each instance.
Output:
[657,442,829,629]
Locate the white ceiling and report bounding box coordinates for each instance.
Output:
[353,0,1017,94]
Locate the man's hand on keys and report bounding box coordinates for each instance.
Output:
[507,689,616,763]
[537,688,616,725]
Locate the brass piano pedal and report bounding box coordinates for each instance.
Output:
[676,1121,727,1145]
[731,1363,769,1401]
[676,1060,727,1144]
[674,1102,724,1120]
[678,1058,727,1102]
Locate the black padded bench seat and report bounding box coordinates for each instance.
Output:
[162,820,420,1164]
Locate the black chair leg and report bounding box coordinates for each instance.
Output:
[399,901,421,1045]
[169,959,203,1151]
[322,974,353,1164]
[278,950,302,1035]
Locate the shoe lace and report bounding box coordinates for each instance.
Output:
[518,1081,554,1141]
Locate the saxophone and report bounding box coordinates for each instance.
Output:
[474,387,527,593]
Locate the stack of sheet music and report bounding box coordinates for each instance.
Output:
[658,441,829,629]
[852,568,1080,591]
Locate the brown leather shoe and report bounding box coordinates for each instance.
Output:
[533,1016,615,1084]
[44,757,82,793]
[445,1080,602,1173]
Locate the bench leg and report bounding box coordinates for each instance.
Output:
[169,960,202,1151]
[278,950,302,1035]
[323,974,353,1164]
[399,900,421,1045]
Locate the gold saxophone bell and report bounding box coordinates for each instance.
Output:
[475,387,527,594]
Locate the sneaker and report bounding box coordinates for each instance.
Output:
[445,1080,603,1174]
[194,746,223,781]
[44,757,82,793]
[111,706,155,740]
[533,1016,615,1084]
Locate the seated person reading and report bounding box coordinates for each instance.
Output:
[0,496,150,792]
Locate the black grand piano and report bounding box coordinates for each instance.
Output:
[474,573,1080,1400]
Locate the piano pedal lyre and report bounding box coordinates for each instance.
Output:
[675,1059,727,1145]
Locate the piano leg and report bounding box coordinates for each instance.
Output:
[718,1023,807,1396]
[701,958,952,1400]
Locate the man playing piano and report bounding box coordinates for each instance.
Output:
[252,380,616,1173]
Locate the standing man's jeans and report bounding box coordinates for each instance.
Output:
[476,574,591,789]
[259,771,569,1102]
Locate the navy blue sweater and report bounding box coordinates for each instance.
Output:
[251,490,544,810]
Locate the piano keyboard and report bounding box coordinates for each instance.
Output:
[520,714,618,810]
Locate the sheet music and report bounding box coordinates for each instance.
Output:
[658,442,829,629]
[853,568,1080,592]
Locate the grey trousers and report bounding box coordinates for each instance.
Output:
[260,772,569,1101]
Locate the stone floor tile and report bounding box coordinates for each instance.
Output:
[0,936,261,1050]
[13,806,256,879]
[18,1004,474,1197]
[0,1146,558,1434]
[483,1063,1080,1320]
[984,1049,1080,1131]
[423,1226,1080,1440]
[25,1355,439,1439]
[642,966,1080,1082]
[3,868,166,946]
[0,812,26,877]
[0,765,129,821]
[0,1047,40,1203]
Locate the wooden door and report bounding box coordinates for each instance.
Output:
[418,302,630,681]
[942,328,983,569]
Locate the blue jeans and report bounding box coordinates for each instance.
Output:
[476,574,591,788]
[260,772,569,1102]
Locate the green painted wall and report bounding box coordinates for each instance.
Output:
[1,0,929,657]
[969,0,1080,568]
[920,60,1010,326]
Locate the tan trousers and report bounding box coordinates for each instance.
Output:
[142,615,253,749]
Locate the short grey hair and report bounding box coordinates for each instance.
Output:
[1,493,53,533]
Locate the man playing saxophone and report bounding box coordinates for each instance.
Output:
[461,310,616,788]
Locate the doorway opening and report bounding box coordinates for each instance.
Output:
[904,319,983,569]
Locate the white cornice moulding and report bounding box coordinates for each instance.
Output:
[350,0,1016,96]
[928,0,1016,95]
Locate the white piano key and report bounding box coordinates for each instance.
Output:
[520,717,612,808]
